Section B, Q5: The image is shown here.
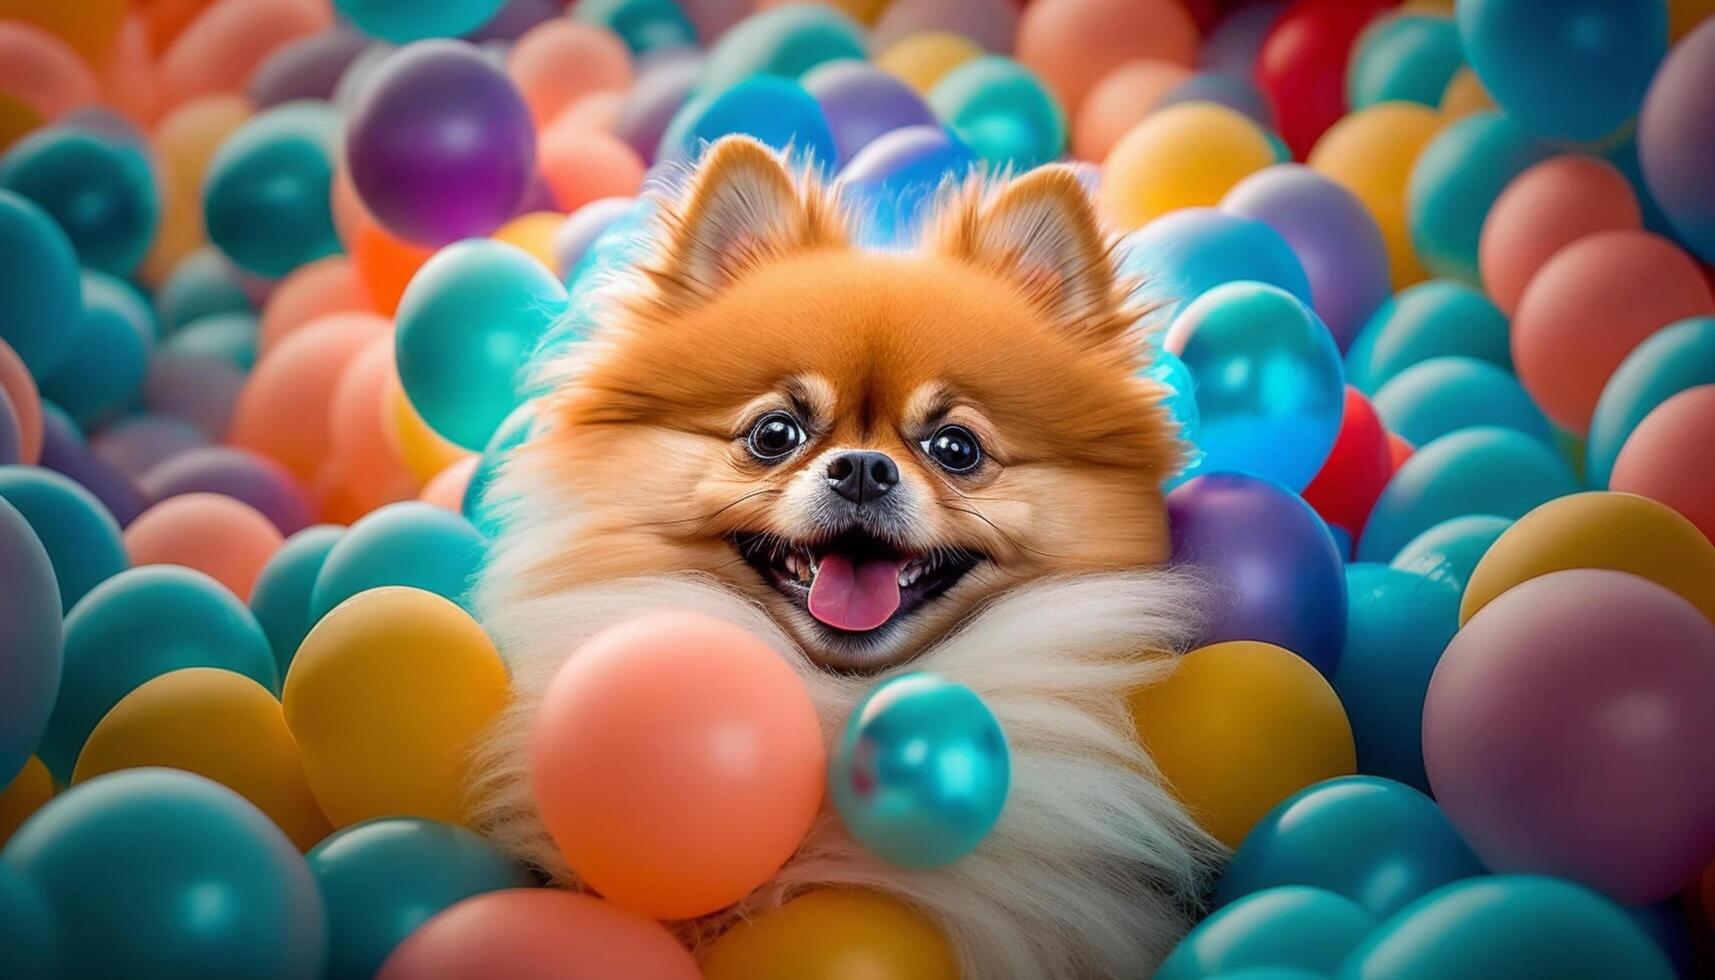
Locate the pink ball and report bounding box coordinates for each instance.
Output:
[1479,155,1642,316]
[123,492,285,601]
[1611,385,1715,544]
[1424,568,1715,904]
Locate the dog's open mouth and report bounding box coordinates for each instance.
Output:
[732,529,983,634]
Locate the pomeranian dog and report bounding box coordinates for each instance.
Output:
[471,135,1221,978]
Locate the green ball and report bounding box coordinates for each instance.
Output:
[204,103,341,278]
[0,189,83,376]
[929,56,1067,170]
[0,128,158,278]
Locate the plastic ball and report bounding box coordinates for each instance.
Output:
[247,29,371,108]
[157,0,331,107]
[334,0,505,42]
[875,31,985,94]
[1070,59,1190,162]
[612,51,700,162]
[664,74,837,172]
[1459,0,1665,142]
[1256,0,1393,159]
[0,189,82,376]
[346,40,536,246]
[0,861,56,977]
[871,0,1015,52]
[1347,13,1463,110]
[307,817,531,979]
[1372,356,1551,448]
[229,313,389,482]
[531,611,823,919]
[700,889,959,980]
[1158,886,1376,980]
[309,501,484,620]
[1098,102,1278,231]
[1300,388,1392,541]
[1587,316,1715,490]
[1638,18,1715,264]
[0,127,157,277]
[1388,513,1512,592]
[1426,569,1715,904]
[507,20,630,127]
[926,55,1065,170]
[1221,164,1390,350]
[0,342,40,465]
[39,565,276,782]
[573,0,697,54]
[699,4,867,96]
[460,399,537,535]
[1357,426,1577,563]
[1,768,327,979]
[285,586,506,827]
[203,102,340,278]
[375,889,700,980]
[1306,102,1443,289]
[0,497,59,786]
[1407,110,1551,284]
[35,405,145,526]
[0,21,98,123]
[803,60,937,168]
[122,492,284,601]
[1479,155,1641,316]
[1120,209,1311,327]
[260,255,370,352]
[1611,385,1715,543]
[840,124,977,246]
[0,465,126,611]
[1166,283,1343,492]
[319,334,417,523]
[38,271,151,429]
[156,247,252,333]
[1345,279,1510,394]
[249,524,342,676]
[420,456,479,511]
[0,755,54,848]
[1016,0,1196,114]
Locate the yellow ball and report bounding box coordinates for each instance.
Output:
[492,211,565,273]
[1461,492,1715,627]
[283,586,508,828]
[1307,102,1445,290]
[383,379,473,484]
[139,94,253,287]
[875,31,986,95]
[1669,0,1715,42]
[701,890,959,980]
[1097,102,1278,231]
[72,668,334,850]
[1129,641,1355,848]
[0,756,54,848]
[1439,65,1495,120]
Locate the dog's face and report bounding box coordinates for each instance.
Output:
[521,138,1181,671]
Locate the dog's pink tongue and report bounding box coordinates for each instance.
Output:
[808,553,904,631]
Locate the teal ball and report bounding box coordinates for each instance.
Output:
[204,103,341,278]
[309,501,484,621]
[249,524,344,676]
[40,271,155,429]
[0,464,127,611]
[699,4,866,95]
[0,128,158,278]
[1346,280,1511,394]
[1158,886,1376,980]
[928,55,1066,170]
[1371,355,1551,448]
[0,496,60,786]
[0,189,83,376]
[1586,315,1715,489]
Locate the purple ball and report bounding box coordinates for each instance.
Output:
[1222,164,1391,351]
[141,353,246,440]
[465,0,559,42]
[90,415,210,481]
[247,30,371,108]
[1160,71,1276,129]
[1637,18,1715,264]
[139,447,316,536]
[803,61,939,167]
[613,52,703,163]
[345,40,536,246]
[1168,471,1347,677]
[1199,1,1288,76]
[39,404,145,526]
[554,196,635,280]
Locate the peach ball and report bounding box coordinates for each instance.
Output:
[125,492,284,600]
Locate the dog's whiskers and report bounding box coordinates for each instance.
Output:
[645,487,782,536]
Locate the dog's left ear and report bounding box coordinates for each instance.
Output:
[932,167,1130,345]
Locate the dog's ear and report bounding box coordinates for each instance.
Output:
[650,137,843,303]
[932,167,1131,345]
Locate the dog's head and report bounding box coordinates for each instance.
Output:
[520,137,1181,671]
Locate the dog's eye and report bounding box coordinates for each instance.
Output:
[923,425,982,473]
[747,411,806,461]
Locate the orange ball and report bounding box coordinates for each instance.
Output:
[507,19,632,128]
[260,255,371,352]
[0,21,99,121]
[531,612,824,920]
[1479,156,1642,316]
[141,0,221,56]
[1512,230,1715,435]
[319,333,416,523]
[538,126,646,214]
[124,492,285,600]
[1017,0,1198,114]
[97,14,161,125]
[1611,385,1715,545]
[548,90,626,136]
[1072,58,1192,162]
[229,313,389,483]
[157,0,329,109]
[351,215,436,317]
[419,455,478,511]
[0,0,127,69]
[0,338,43,464]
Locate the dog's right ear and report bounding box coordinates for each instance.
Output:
[649,137,844,304]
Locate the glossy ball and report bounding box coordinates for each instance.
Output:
[249,525,343,675]
[0,497,59,786]
[927,55,1065,170]
[1372,356,1551,448]
[1098,102,1277,231]
[0,464,126,611]
[701,889,958,980]
[1587,316,1715,489]
[1638,18,1715,264]
[1612,385,1715,543]
[0,189,82,375]
[1119,208,1311,325]
[803,60,937,167]
[1407,111,1551,284]
[0,127,156,277]
[1158,886,1375,980]
[335,0,507,43]
[309,502,484,620]
[1345,279,1510,394]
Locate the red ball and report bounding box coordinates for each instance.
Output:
[1257,0,1393,159]
[1301,387,1392,538]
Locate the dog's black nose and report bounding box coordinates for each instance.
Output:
[826,451,899,504]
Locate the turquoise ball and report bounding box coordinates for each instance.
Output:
[1345,280,1511,395]
[1387,514,1512,593]
[0,496,60,786]
[0,127,158,278]
[462,399,539,536]
[1347,14,1464,111]
[1407,112,1551,284]
[309,501,485,621]
[699,4,866,95]
[155,247,252,334]
[0,189,83,376]
[333,0,507,43]
[928,56,1067,170]
[1,769,327,980]
[1158,886,1376,980]
[1371,356,1552,448]
[1585,315,1715,489]
[204,102,341,279]
[665,74,838,172]
[574,0,697,54]
[249,524,344,676]
[0,464,127,612]
[40,270,155,429]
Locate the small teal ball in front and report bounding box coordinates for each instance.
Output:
[1342,875,1675,980]
[830,673,1010,869]
[1165,281,1344,493]
[1372,355,1552,448]
[0,127,158,278]
[334,0,507,42]
[309,501,485,620]
[1156,885,1376,980]
[1585,315,1715,489]
[1345,279,1511,394]
[0,189,83,376]
[0,496,60,787]
[0,464,128,612]
[395,239,568,450]
[1387,514,1512,592]
[1407,112,1551,284]
[927,55,1066,170]
[698,3,867,95]
[203,102,341,278]
[307,817,531,980]
[249,524,344,677]
[1,769,328,980]
[665,76,837,174]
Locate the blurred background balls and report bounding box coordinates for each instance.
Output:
[335,0,508,43]
[1638,18,1715,264]
[0,127,157,278]
[203,102,340,278]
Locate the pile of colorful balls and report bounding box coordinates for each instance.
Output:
[2,0,1714,977]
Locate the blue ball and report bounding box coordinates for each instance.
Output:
[0,127,158,278]
[307,817,531,980]
[1346,280,1511,395]
[249,524,344,677]
[664,75,838,173]
[1371,356,1552,448]
[1347,14,1464,110]
[0,189,82,376]
[1356,427,1578,562]
[1333,566,1460,790]
[40,270,155,429]
[1119,208,1312,325]
[38,565,277,782]
[1387,514,1513,592]
[0,465,126,612]
[1343,876,1674,980]
[926,56,1066,170]
[154,247,252,334]
[1157,886,1376,980]
[204,102,341,278]
[1167,281,1345,492]
[395,239,568,450]
[1457,0,1666,141]
[829,673,1010,869]
[1407,111,1551,283]
[0,496,60,786]
[1586,315,1715,488]
[699,4,867,95]
[462,399,539,536]
[334,0,507,42]
[309,501,485,621]
[1,769,327,980]
[1216,776,1483,919]
[572,0,696,54]
[1143,348,1201,453]
[840,124,978,247]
